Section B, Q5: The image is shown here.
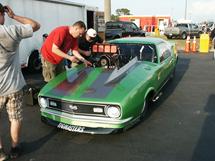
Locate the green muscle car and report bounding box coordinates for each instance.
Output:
[38,37,178,134]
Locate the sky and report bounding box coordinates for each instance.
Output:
[68,0,215,22]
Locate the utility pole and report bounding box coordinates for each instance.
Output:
[184,0,187,20]
[104,0,111,23]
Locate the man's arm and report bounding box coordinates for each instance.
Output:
[5,5,40,32]
[73,50,92,67]
[78,48,91,56]
[52,44,78,63]
[52,44,91,66]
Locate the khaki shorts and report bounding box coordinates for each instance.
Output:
[0,89,23,121]
[41,56,65,82]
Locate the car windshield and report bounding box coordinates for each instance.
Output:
[114,43,157,63]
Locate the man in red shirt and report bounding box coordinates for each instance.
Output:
[41,21,92,82]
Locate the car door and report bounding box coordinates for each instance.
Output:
[130,23,141,36]
[190,24,200,36]
[122,23,133,37]
[156,43,174,88]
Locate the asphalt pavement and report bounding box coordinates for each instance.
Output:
[1,52,215,161]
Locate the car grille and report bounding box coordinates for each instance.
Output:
[47,98,108,117]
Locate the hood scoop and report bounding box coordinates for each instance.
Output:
[105,57,138,84]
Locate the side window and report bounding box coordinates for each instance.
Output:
[141,45,157,63]
[163,49,171,59]
[193,24,198,29]
[124,24,133,32]
[131,23,139,31]
[159,43,172,63]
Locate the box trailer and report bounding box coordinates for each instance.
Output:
[1,0,97,72]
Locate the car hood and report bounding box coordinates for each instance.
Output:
[39,61,155,104]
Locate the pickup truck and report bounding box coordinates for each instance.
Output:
[164,23,202,39]
[105,21,145,40]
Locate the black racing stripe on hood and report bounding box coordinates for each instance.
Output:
[81,62,141,99]
[81,69,116,99]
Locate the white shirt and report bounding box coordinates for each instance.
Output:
[0,24,33,96]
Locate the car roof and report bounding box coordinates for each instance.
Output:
[108,37,166,45]
[106,21,134,24]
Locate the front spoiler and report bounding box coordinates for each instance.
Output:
[41,116,121,134]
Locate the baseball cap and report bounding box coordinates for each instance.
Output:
[87,28,97,38]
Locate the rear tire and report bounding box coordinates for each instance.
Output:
[181,32,187,39]
[197,31,202,38]
[170,67,176,80]
[28,50,42,73]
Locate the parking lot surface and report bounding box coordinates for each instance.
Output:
[1,52,215,161]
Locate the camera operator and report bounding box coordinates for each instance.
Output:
[0,4,40,160]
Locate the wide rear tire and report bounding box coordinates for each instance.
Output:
[28,50,42,73]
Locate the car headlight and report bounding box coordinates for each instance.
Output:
[105,106,121,118]
[39,97,48,108]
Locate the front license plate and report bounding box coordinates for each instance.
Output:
[57,123,85,133]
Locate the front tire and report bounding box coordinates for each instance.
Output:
[140,97,149,120]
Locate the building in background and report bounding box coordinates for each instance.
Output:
[119,15,172,33]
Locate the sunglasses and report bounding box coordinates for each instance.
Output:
[89,36,95,40]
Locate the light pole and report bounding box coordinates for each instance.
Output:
[184,0,187,20]
[104,0,111,23]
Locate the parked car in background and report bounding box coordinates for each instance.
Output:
[200,21,215,33]
[105,21,145,40]
[38,37,178,134]
[164,23,202,39]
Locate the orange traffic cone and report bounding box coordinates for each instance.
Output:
[191,36,197,53]
[185,36,190,53]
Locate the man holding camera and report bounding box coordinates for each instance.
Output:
[0,3,40,160]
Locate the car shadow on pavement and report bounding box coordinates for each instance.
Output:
[20,128,59,156]
[191,94,215,161]
[149,55,191,115]
[126,55,191,131]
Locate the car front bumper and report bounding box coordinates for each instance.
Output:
[40,108,133,134]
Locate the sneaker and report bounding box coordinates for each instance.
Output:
[9,146,22,159]
[0,148,8,161]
